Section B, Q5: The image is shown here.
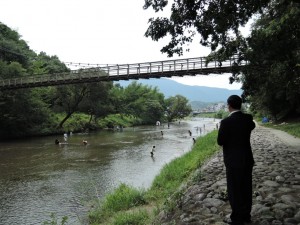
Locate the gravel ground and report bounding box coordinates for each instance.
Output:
[155,125,300,225]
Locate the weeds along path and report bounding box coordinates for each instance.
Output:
[156,125,300,225]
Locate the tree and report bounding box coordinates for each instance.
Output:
[143,0,270,56]
[240,1,300,120]
[28,51,69,75]
[78,81,114,123]
[165,95,192,122]
[0,61,51,138]
[53,84,89,128]
[110,82,166,124]
[0,22,35,68]
[144,0,300,120]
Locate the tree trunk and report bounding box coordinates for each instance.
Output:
[58,112,73,128]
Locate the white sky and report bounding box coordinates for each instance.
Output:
[0,0,248,90]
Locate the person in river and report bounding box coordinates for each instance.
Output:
[150,145,155,157]
[63,133,68,142]
[192,137,196,144]
[55,139,68,146]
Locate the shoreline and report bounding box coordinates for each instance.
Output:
[156,124,300,225]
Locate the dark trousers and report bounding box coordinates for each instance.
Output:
[226,166,253,224]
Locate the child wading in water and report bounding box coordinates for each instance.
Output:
[150,146,155,157]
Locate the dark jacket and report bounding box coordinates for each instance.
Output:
[217,111,255,168]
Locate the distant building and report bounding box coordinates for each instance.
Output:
[192,102,226,114]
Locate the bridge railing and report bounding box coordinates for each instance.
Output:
[0,70,108,87]
[90,56,242,76]
[0,56,246,89]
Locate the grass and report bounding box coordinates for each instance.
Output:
[97,114,141,128]
[53,113,140,133]
[147,130,219,201]
[112,210,150,225]
[261,121,300,138]
[43,213,68,225]
[88,130,220,225]
[89,184,147,225]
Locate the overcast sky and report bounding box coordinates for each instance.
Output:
[0,0,248,90]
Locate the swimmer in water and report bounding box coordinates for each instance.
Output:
[55,139,68,145]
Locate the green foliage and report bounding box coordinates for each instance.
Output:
[112,210,150,225]
[0,22,195,138]
[214,111,223,119]
[0,60,26,78]
[0,78,53,138]
[28,51,69,74]
[143,0,270,56]
[78,81,114,120]
[102,184,146,213]
[241,1,300,120]
[0,23,69,138]
[144,0,300,121]
[0,22,35,67]
[55,113,91,132]
[43,213,68,225]
[110,82,165,124]
[89,184,147,224]
[97,114,140,129]
[165,95,192,122]
[263,121,300,138]
[88,131,220,224]
[147,131,219,201]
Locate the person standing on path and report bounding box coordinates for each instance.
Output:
[217,95,256,225]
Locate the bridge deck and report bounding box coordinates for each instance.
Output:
[0,56,245,90]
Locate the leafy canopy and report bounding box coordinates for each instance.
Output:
[144,0,300,120]
[143,0,270,56]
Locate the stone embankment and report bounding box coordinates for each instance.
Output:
[157,125,300,225]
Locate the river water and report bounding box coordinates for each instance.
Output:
[0,118,217,225]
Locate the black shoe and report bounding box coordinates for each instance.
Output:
[243,217,252,223]
[224,222,244,225]
[244,218,252,224]
[223,218,244,225]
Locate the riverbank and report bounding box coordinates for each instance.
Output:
[155,124,300,225]
[87,122,300,225]
[88,130,220,225]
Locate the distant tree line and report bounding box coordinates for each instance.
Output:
[144,0,300,121]
[0,22,192,139]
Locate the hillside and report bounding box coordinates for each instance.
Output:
[116,78,242,103]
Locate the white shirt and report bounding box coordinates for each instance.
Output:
[228,110,240,117]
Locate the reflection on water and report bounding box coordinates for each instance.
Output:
[0,118,218,225]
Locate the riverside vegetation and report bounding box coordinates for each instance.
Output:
[86,119,299,225]
[0,23,193,140]
[2,0,299,223]
[262,121,300,138]
[88,130,220,225]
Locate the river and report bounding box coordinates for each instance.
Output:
[0,118,218,225]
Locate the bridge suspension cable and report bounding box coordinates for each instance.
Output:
[63,62,117,70]
[0,56,246,90]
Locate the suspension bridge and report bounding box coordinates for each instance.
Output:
[0,56,246,90]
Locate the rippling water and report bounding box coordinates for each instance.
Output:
[0,118,218,225]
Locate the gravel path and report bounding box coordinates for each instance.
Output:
[156,125,300,225]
